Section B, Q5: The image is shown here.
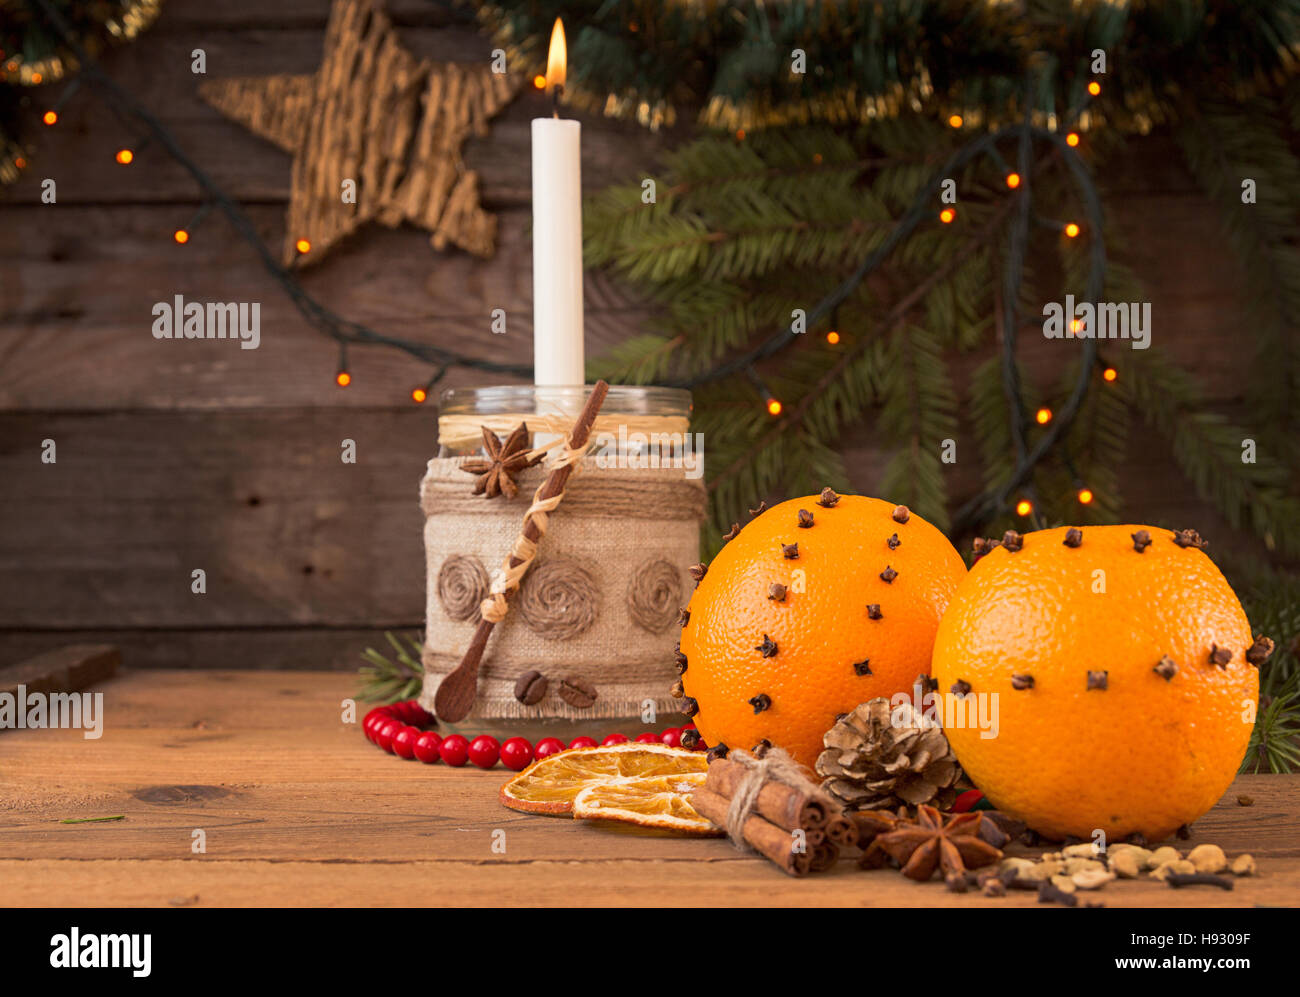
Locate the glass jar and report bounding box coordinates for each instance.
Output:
[427,384,698,744]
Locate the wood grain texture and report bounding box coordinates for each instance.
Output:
[0,670,1294,907]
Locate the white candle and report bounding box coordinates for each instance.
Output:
[532,19,584,391]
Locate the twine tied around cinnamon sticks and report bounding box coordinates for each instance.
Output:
[690,748,857,876]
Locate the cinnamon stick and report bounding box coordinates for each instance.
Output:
[809,840,841,873]
[690,787,812,877]
[435,380,611,723]
[704,755,829,830]
[824,812,857,847]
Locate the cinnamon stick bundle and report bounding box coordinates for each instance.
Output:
[690,787,812,877]
[704,755,830,831]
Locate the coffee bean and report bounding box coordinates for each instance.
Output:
[513,669,548,706]
[557,675,598,709]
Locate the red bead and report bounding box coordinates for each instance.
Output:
[659,727,681,748]
[439,734,470,767]
[500,737,534,771]
[392,725,421,760]
[413,731,443,764]
[634,732,659,744]
[363,714,385,741]
[468,734,501,769]
[568,736,598,750]
[601,733,629,746]
[681,722,697,731]
[534,737,566,760]
[375,719,403,754]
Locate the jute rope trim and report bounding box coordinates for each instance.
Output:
[723,747,816,849]
[516,559,600,640]
[626,558,684,634]
[439,412,690,452]
[421,462,706,520]
[477,436,591,626]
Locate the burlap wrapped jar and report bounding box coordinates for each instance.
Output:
[419,458,705,721]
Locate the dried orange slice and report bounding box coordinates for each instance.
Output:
[499,742,708,815]
[572,773,721,835]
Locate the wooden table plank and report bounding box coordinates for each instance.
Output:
[1,670,1296,907]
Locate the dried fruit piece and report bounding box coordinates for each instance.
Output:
[500,742,709,815]
[571,772,720,834]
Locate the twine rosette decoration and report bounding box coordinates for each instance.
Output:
[420,395,706,722]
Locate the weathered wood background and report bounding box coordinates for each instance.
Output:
[0,0,1273,671]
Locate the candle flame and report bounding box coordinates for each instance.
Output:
[546,18,566,94]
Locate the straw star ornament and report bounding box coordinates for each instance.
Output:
[199,0,520,266]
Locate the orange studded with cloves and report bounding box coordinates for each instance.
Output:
[677,491,967,769]
[932,524,1263,842]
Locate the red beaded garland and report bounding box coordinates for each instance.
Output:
[468,734,501,769]
[361,701,704,771]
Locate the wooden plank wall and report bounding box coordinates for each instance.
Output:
[0,0,1269,671]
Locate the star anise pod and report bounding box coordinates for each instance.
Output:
[459,423,540,499]
[871,804,1002,885]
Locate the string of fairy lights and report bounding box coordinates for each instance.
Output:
[25,0,1120,532]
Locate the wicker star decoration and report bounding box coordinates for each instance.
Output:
[198,0,520,266]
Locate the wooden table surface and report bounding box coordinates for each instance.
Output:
[1,669,1297,907]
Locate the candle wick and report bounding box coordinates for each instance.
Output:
[551,83,564,118]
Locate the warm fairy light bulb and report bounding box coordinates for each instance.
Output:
[532,74,546,90]
[1015,498,1033,517]
[939,207,956,224]
[812,152,823,164]
[826,330,840,345]
[1102,366,1118,382]
[173,229,189,244]
[1064,222,1080,238]
[115,148,134,165]
[411,386,428,403]
[13,155,26,169]
[948,114,963,128]
[1066,132,1080,147]
[1005,172,1021,189]
[1087,81,1102,97]
[1077,487,1095,505]
[1070,318,1083,335]
[1035,407,1052,425]
[296,238,311,254]
[766,398,783,416]
[42,110,57,126]
[31,71,42,84]
[335,370,351,388]
[735,129,746,141]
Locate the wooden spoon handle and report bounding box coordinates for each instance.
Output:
[434,381,611,723]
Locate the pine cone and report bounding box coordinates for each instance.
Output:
[816,698,964,811]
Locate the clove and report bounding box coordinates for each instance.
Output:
[866,604,883,620]
[749,501,767,519]
[817,487,840,508]
[1172,528,1207,549]
[782,542,799,559]
[887,533,901,550]
[1001,530,1024,552]
[748,693,772,714]
[722,522,741,542]
[1086,670,1109,691]
[1165,872,1233,891]
[1246,635,1275,666]
[688,562,708,584]
[756,634,778,657]
[674,645,688,674]
[797,509,815,529]
[768,582,788,602]
[951,679,972,698]
[1063,527,1083,548]
[1209,643,1232,667]
[678,607,690,628]
[892,505,910,524]
[706,743,730,763]
[680,696,699,717]
[1011,673,1035,690]
[1131,529,1152,552]
[1153,655,1178,681]
[880,565,898,583]
[853,659,873,676]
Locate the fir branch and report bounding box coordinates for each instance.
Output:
[356,632,425,703]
